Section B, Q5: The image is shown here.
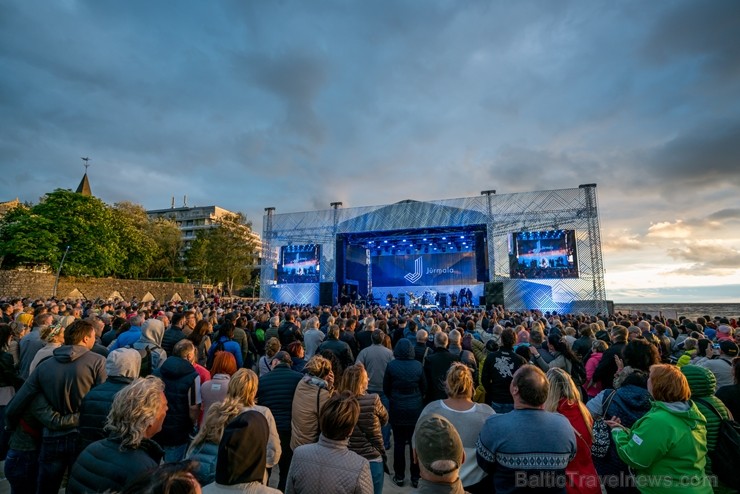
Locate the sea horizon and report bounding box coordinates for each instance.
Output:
[612,302,740,320]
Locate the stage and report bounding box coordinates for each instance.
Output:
[261,186,607,314]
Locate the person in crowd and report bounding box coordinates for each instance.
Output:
[318,324,354,370]
[676,337,699,368]
[291,354,335,449]
[28,322,65,376]
[232,368,281,473]
[5,319,107,494]
[586,366,651,494]
[303,317,325,359]
[18,312,53,379]
[585,340,608,398]
[607,364,713,494]
[338,363,388,494]
[234,316,258,370]
[477,365,576,494]
[259,337,281,376]
[187,319,213,368]
[201,410,280,494]
[122,461,202,494]
[79,348,141,447]
[265,316,281,345]
[0,323,22,431]
[286,391,373,494]
[592,325,628,389]
[413,329,430,364]
[572,324,596,360]
[7,318,31,366]
[288,340,307,373]
[413,414,466,494]
[356,329,394,450]
[66,376,168,494]
[544,368,601,494]
[424,332,461,404]
[715,357,740,420]
[696,340,739,388]
[133,317,168,371]
[162,312,188,355]
[153,338,201,463]
[480,328,527,413]
[340,318,360,360]
[278,313,302,348]
[681,365,733,490]
[207,321,243,369]
[383,338,426,487]
[108,313,144,351]
[448,329,477,384]
[257,350,303,491]
[200,351,237,420]
[529,325,555,363]
[417,362,493,494]
[85,315,110,358]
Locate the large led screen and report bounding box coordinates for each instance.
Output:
[277,244,321,283]
[509,230,578,279]
[371,252,476,287]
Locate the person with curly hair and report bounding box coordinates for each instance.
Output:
[67,376,168,494]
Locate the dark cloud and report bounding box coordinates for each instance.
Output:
[667,243,740,275]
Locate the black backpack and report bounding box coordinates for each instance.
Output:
[127,345,153,377]
[696,398,740,490]
[569,358,587,387]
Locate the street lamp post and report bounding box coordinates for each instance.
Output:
[52,246,71,298]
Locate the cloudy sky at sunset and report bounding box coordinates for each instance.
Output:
[1,0,738,303]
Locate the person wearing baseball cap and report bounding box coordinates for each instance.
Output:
[413,414,466,494]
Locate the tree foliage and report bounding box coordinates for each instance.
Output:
[184,212,256,294]
[0,189,184,279]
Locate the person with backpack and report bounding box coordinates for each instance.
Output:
[206,322,243,370]
[132,318,168,374]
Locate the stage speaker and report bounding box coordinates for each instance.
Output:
[319,282,336,306]
[475,231,490,282]
[484,282,504,307]
[398,293,406,306]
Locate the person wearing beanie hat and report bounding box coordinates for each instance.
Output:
[202,410,280,494]
[716,325,734,342]
[413,414,466,494]
[681,365,732,483]
[695,340,739,388]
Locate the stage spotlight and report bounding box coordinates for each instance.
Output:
[402,239,406,242]
[423,238,427,241]
[383,240,388,243]
[442,236,446,240]
[460,235,465,239]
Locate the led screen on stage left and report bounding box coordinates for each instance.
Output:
[277,244,321,284]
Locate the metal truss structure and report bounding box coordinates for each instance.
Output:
[261,184,607,314]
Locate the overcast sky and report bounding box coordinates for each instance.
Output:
[1,0,739,303]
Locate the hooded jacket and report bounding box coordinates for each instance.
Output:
[154,356,198,447]
[134,318,167,370]
[6,344,107,428]
[681,365,731,476]
[612,400,712,494]
[291,375,332,450]
[78,348,141,446]
[383,339,426,426]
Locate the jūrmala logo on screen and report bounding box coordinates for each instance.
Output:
[404,257,423,284]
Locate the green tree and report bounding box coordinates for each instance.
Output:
[148,217,183,278]
[0,205,60,269]
[184,213,256,294]
[111,202,158,278]
[32,189,122,277]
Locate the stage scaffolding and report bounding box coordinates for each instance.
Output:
[261,184,607,314]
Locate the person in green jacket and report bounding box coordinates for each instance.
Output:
[606,364,713,494]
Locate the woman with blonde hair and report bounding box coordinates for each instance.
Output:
[187,368,281,486]
[337,363,388,494]
[545,367,601,494]
[259,337,281,375]
[28,323,65,375]
[416,362,493,494]
[291,355,334,449]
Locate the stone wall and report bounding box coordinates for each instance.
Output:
[0,270,195,302]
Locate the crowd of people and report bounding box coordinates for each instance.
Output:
[0,296,738,494]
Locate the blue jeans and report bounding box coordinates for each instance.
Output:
[370,389,391,448]
[5,448,39,494]
[37,430,81,494]
[163,443,189,463]
[491,402,515,414]
[369,460,384,494]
